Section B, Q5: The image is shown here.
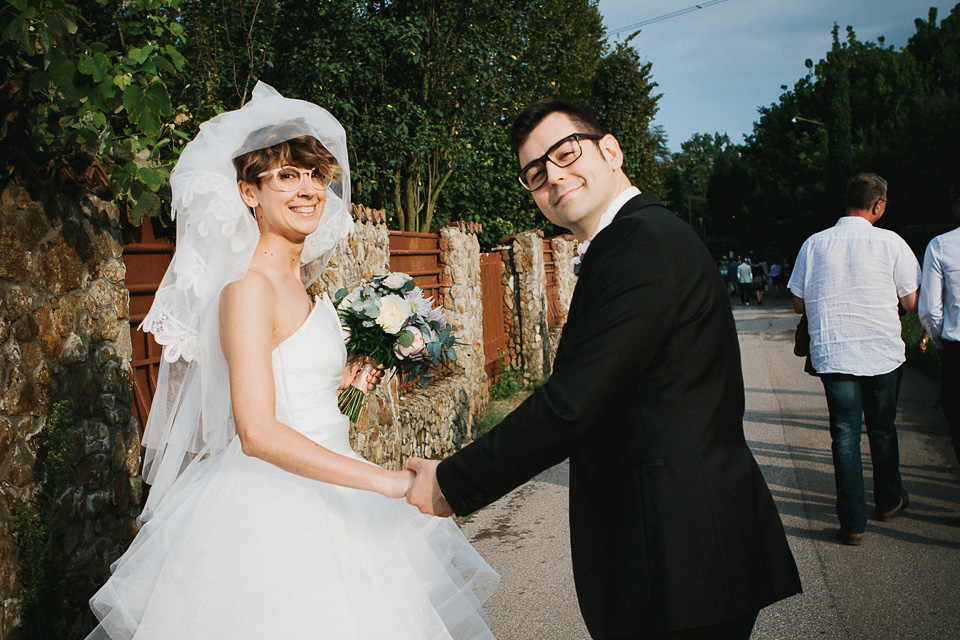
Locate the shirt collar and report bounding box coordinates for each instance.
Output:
[577,186,641,258]
[837,215,873,227]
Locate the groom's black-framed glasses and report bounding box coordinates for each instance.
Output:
[517,133,605,192]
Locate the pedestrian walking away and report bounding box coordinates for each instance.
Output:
[788,172,921,546]
[919,177,960,467]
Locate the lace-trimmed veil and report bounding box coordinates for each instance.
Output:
[137,82,352,522]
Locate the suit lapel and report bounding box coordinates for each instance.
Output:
[564,192,665,330]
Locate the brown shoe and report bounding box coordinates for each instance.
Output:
[838,529,864,545]
[878,490,909,522]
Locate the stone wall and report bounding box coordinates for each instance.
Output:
[497,231,578,383]
[500,230,550,385]
[0,183,572,637]
[0,181,141,638]
[547,235,578,365]
[313,210,489,467]
[397,222,489,456]
[312,204,406,467]
[549,235,578,325]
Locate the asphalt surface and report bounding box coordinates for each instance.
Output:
[457,295,960,639]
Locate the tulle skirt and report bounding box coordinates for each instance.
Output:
[86,438,498,639]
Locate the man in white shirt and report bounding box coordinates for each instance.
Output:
[788,173,921,545]
[737,258,753,305]
[918,182,960,466]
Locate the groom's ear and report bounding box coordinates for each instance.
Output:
[598,134,624,171]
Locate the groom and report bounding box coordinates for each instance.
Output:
[407,99,801,639]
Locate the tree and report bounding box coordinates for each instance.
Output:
[662,132,731,238]
[591,41,664,194]
[1,0,187,223]
[738,5,959,262]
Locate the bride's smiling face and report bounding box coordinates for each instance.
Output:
[238,163,327,240]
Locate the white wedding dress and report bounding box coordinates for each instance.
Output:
[88,295,499,639]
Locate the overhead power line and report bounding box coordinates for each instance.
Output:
[605,0,730,37]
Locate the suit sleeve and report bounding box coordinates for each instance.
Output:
[437,217,675,516]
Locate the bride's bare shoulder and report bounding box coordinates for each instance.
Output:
[220,269,277,319]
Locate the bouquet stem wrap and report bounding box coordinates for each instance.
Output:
[337,363,374,422]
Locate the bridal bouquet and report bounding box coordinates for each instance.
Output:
[334,272,457,421]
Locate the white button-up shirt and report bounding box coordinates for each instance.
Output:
[578,186,641,256]
[788,216,921,376]
[919,226,960,348]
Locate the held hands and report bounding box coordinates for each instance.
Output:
[405,458,454,517]
[339,355,387,392]
[381,459,453,518]
[381,469,416,500]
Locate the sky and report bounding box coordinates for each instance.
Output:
[597,0,955,152]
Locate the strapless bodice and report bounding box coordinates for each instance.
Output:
[271,294,353,454]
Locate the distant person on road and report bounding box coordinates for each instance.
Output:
[728,257,740,296]
[918,180,960,466]
[738,258,753,305]
[752,262,767,305]
[788,173,921,546]
[768,261,782,296]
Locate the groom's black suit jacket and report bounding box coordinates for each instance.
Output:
[437,193,801,638]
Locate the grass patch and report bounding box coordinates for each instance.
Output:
[489,361,523,400]
[901,313,941,380]
[474,405,507,438]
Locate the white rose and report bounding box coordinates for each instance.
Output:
[375,294,411,334]
[382,272,412,290]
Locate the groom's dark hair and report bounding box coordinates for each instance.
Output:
[508,99,608,161]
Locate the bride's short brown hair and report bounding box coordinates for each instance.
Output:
[233,123,339,187]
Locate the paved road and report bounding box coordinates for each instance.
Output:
[458,296,960,639]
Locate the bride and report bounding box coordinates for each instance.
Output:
[86,83,498,639]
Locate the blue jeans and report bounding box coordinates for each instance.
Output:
[820,366,904,533]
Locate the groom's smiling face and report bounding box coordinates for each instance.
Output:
[517,112,624,242]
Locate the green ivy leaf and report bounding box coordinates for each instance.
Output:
[2,5,36,52]
[47,1,78,40]
[138,167,166,191]
[123,80,172,137]
[129,189,160,225]
[127,46,151,65]
[164,44,186,71]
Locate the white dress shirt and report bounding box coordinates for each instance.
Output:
[788,216,922,376]
[919,226,960,348]
[571,186,640,271]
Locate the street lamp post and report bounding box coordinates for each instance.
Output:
[791,115,826,127]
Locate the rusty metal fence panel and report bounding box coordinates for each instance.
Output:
[480,251,508,381]
[388,230,442,305]
[388,230,444,390]
[122,222,174,441]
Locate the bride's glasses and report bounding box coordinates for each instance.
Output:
[257,166,332,192]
